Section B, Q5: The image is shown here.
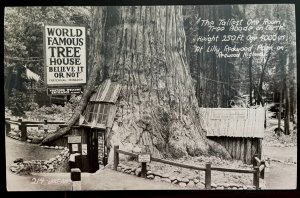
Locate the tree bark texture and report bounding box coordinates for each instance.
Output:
[104,6,231,159]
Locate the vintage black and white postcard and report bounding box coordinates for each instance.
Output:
[4,3,297,191]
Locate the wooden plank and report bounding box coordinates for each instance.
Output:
[254,157,261,165]
[117,149,139,158]
[232,138,236,159]
[225,118,230,137]
[246,138,252,164]
[257,138,262,159]
[211,167,255,174]
[151,157,206,171]
[240,138,245,163]
[251,138,258,162]
[236,138,241,160]
[224,137,228,150]
[259,164,265,172]
[230,138,234,158]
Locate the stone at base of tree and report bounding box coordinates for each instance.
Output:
[147,175,154,179]
[10,132,18,136]
[130,172,135,175]
[179,182,187,187]
[27,139,32,143]
[135,168,141,176]
[232,187,237,190]
[211,183,217,188]
[162,173,170,178]
[117,167,122,171]
[168,176,176,181]
[154,172,162,177]
[147,170,152,175]
[14,158,23,163]
[10,164,20,172]
[162,178,172,183]
[172,180,178,184]
[196,182,205,189]
[193,178,200,184]
[187,181,195,187]
[154,176,161,181]
[216,186,225,190]
[182,178,189,183]
[32,137,42,144]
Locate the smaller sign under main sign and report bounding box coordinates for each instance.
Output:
[82,144,87,155]
[72,144,79,152]
[138,154,151,163]
[47,87,83,95]
[68,136,81,144]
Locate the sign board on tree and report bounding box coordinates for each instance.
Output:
[138,154,151,163]
[82,144,87,155]
[68,136,81,144]
[44,25,86,86]
[72,144,79,152]
[47,87,83,95]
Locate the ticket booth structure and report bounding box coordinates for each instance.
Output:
[68,79,121,173]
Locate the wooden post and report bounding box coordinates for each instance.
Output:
[253,154,258,167]
[141,162,147,178]
[205,163,211,189]
[5,118,11,135]
[260,161,265,179]
[44,119,48,133]
[253,166,260,189]
[257,139,262,159]
[71,168,81,190]
[18,119,27,141]
[114,145,119,171]
[264,108,267,129]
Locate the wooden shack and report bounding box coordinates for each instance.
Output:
[200,107,265,164]
[50,79,121,173]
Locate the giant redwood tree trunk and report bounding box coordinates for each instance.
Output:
[103,6,231,159]
[42,6,231,160]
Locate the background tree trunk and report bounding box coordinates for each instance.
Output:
[249,57,253,106]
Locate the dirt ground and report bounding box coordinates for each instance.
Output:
[262,105,297,189]
[5,137,62,191]
[5,136,183,191]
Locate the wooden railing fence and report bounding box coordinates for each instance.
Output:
[5,118,66,141]
[253,154,267,186]
[113,145,266,189]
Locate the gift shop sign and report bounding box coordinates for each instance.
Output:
[44,25,86,86]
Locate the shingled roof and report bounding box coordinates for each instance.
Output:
[80,79,121,129]
[90,79,121,103]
